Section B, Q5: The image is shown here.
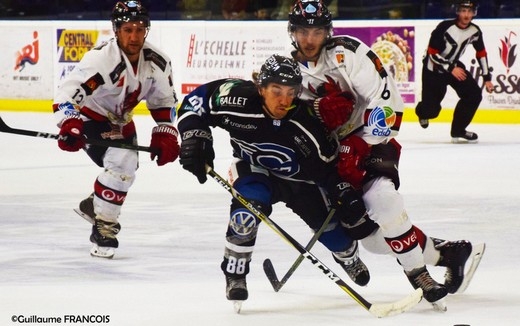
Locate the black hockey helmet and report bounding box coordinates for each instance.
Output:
[288,0,333,32]
[257,54,302,88]
[456,0,478,14]
[111,1,150,32]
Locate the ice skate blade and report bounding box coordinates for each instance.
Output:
[74,208,95,225]
[451,137,478,144]
[431,297,447,312]
[233,301,243,314]
[455,243,486,294]
[90,244,115,259]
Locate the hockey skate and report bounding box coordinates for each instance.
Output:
[434,238,486,294]
[90,218,121,259]
[74,193,95,225]
[332,241,370,286]
[225,275,248,313]
[406,266,448,311]
[419,118,429,129]
[451,131,478,143]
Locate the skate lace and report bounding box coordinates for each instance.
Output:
[414,271,437,291]
[227,277,247,291]
[96,221,120,239]
[347,258,368,278]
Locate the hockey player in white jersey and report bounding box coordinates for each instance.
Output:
[52,1,180,258]
[288,0,484,309]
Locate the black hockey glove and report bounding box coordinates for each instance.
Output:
[179,129,215,184]
[331,181,368,227]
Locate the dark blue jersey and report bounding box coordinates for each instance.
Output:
[177,78,340,187]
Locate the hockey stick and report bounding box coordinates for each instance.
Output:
[0,116,155,153]
[206,166,422,318]
[263,207,336,292]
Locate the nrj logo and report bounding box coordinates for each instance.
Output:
[499,31,517,74]
[14,31,39,72]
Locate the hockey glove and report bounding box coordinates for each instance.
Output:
[338,135,371,189]
[58,116,85,152]
[179,129,215,184]
[313,92,355,131]
[150,125,180,166]
[332,181,368,227]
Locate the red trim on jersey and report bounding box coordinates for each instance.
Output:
[427,46,440,55]
[150,107,173,124]
[476,49,487,58]
[81,107,107,122]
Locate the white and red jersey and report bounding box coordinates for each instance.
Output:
[293,35,403,145]
[53,38,177,127]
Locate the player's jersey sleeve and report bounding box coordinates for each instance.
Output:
[288,106,339,184]
[325,37,403,145]
[471,25,492,81]
[141,44,179,124]
[52,41,114,125]
[176,79,232,134]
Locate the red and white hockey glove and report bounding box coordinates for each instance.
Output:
[338,135,371,189]
[58,116,85,152]
[313,92,355,131]
[150,125,180,166]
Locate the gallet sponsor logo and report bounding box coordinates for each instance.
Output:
[220,96,247,106]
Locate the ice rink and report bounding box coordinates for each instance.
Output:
[1,111,519,326]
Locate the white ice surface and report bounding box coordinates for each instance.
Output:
[1,112,519,326]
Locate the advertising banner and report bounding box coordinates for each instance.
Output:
[445,26,520,110]
[334,26,416,105]
[54,28,113,90]
[0,19,519,121]
[0,25,54,98]
[159,21,290,96]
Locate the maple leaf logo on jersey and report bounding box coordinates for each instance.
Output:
[122,83,142,113]
[308,75,342,97]
[109,83,142,125]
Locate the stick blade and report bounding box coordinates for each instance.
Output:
[262,258,282,292]
[0,116,12,132]
[368,288,423,318]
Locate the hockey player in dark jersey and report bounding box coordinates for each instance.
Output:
[177,54,376,304]
[287,0,484,310]
[415,0,494,143]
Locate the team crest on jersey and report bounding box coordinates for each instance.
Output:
[335,52,344,64]
[233,138,299,177]
[82,73,104,95]
[367,106,397,137]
